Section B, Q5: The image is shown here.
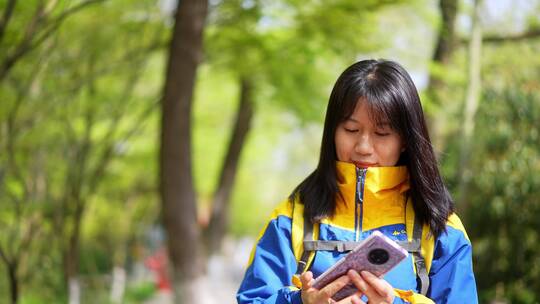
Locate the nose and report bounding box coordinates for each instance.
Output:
[354,133,373,155]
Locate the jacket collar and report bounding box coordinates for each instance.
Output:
[335,161,410,209]
[336,161,409,190]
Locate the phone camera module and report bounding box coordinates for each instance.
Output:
[368,249,389,265]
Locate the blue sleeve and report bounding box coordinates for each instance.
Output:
[237,215,303,304]
[428,226,478,303]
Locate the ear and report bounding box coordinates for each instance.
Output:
[400,142,406,153]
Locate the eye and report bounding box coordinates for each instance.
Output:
[344,128,358,133]
[375,125,393,136]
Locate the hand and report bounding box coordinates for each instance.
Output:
[347,270,395,304]
[300,271,364,304]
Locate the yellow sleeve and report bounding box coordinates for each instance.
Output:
[394,289,435,304]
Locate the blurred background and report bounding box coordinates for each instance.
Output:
[0,0,539,303]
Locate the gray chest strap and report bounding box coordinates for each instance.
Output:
[295,216,429,296]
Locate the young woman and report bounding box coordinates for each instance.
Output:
[237,60,478,304]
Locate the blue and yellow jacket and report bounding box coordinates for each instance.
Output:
[237,162,478,303]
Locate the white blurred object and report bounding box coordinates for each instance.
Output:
[110,266,126,304]
[68,277,81,304]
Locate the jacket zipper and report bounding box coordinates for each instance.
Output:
[355,168,367,241]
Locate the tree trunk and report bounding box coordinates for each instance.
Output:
[425,0,458,153]
[109,265,126,304]
[110,198,134,304]
[68,277,81,304]
[457,0,483,217]
[65,200,84,304]
[159,0,208,302]
[0,0,17,44]
[431,0,458,68]
[205,77,254,253]
[7,261,18,304]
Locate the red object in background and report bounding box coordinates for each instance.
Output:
[145,248,171,291]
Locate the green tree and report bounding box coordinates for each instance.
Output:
[465,40,540,303]
[159,0,208,302]
[438,2,540,302]
[202,0,409,253]
[0,1,165,302]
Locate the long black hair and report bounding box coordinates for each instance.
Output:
[289,59,454,238]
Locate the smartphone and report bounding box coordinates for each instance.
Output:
[311,230,408,301]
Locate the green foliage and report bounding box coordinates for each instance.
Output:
[192,64,239,200]
[200,0,418,239]
[0,0,165,301]
[124,281,156,302]
[2,0,540,302]
[205,0,408,122]
[441,40,540,303]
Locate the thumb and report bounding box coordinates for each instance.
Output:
[300,271,314,290]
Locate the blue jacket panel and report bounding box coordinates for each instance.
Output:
[237,216,302,304]
[237,164,478,303]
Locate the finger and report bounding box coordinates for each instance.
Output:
[336,292,365,304]
[360,271,392,297]
[300,271,314,290]
[347,270,367,293]
[319,275,350,299]
[350,295,366,304]
[347,270,379,299]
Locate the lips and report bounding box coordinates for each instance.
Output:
[353,161,377,168]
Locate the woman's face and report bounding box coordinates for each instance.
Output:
[335,100,405,168]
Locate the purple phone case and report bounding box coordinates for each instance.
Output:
[311,231,408,301]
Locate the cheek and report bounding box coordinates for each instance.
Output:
[377,137,404,165]
[334,131,352,161]
[391,142,404,162]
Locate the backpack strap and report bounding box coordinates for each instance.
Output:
[291,199,318,288]
[304,240,361,252]
[409,214,429,296]
[294,214,313,275]
[293,212,430,295]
